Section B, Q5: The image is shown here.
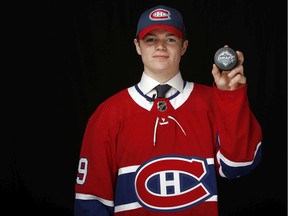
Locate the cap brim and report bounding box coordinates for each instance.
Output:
[138,24,183,39]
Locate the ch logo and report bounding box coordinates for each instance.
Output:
[150,9,171,21]
[134,156,212,212]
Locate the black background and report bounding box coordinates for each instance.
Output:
[3,0,287,215]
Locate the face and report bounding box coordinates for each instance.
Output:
[134,28,188,82]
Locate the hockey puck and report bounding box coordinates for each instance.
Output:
[214,47,238,71]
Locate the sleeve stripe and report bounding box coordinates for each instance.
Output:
[75,193,114,207]
[217,141,262,167]
[115,202,142,213]
[118,165,139,175]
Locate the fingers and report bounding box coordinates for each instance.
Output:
[236,50,244,66]
[228,64,244,77]
[227,51,246,87]
[211,64,221,82]
[228,72,247,88]
[227,50,245,77]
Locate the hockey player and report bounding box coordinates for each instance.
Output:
[74,4,262,216]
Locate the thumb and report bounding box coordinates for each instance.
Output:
[211,64,221,82]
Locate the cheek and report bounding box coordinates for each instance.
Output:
[140,53,149,63]
[138,48,150,58]
[173,50,183,60]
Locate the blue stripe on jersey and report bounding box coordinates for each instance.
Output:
[220,143,262,179]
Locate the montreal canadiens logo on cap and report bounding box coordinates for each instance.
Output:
[137,5,184,39]
[149,9,171,21]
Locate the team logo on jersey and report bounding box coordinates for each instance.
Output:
[134,155,212,212]
[157,101,167,112]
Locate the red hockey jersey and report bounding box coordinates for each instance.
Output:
[74,80,262,216]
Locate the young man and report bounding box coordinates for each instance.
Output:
[74,5,262,216]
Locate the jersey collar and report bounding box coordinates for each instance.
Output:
[138,72,185,95]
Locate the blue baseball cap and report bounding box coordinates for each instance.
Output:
[136,5,186,39]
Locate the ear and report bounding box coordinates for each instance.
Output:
[134,39,141,55]
[181,40,189,56]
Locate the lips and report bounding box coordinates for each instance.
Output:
[153,55,169,58]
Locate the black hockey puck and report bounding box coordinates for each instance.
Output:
[214,47,238,71]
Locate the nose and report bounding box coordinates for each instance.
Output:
[155,40,167,50]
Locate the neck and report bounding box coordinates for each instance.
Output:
[143,69,179,83]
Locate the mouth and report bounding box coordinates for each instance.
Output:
[153,55,169,59]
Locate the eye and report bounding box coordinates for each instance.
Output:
[166,38,177,42]
[144,38,156,43]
